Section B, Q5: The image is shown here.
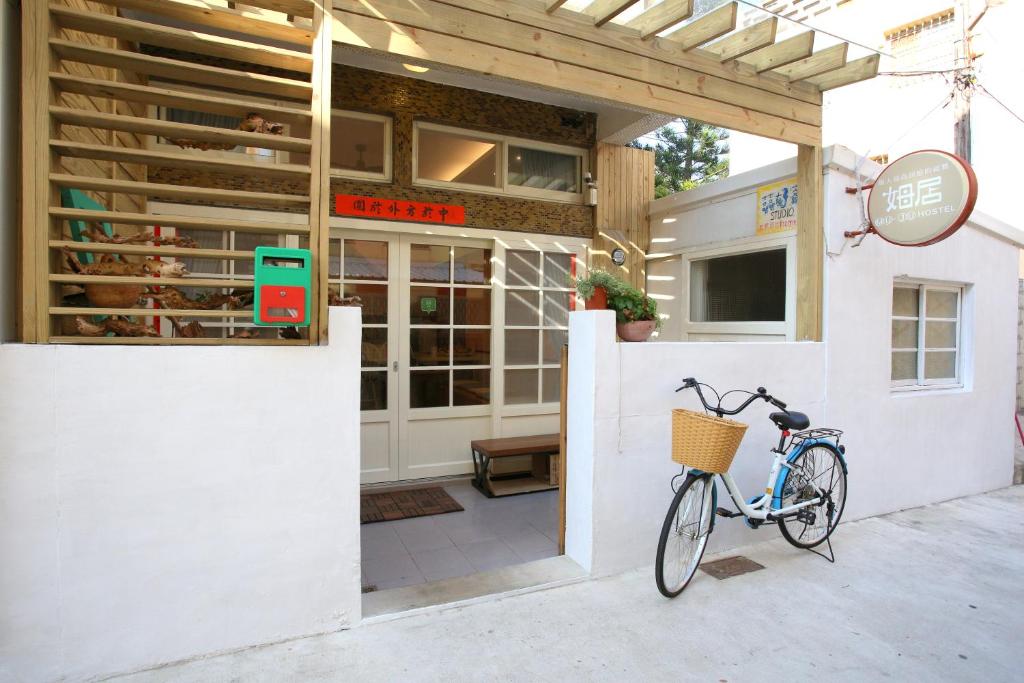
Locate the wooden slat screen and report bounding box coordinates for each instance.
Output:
[20,0,329,345]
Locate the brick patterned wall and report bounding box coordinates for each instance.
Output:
[146,55,596,238]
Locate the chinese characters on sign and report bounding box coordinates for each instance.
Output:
[756,178,799,235]
[866,150,977,247]
[335,194,466,225]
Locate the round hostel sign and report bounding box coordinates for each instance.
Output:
[867,150,978,247]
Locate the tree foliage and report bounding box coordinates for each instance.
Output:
[631,120,730,198]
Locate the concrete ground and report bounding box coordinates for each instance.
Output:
[112,486,1024,683]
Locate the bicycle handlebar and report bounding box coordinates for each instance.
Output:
[675,376,788,417]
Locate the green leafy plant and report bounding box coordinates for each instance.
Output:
[608,284,660,327]
[569,269,625,300]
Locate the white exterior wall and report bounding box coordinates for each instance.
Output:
[0,308,363,683]
[567,146,1019,576]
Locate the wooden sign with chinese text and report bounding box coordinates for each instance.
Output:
[335,194,466,225]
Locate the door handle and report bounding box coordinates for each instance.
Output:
[392,360,398,372]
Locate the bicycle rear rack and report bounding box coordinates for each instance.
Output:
[788,427,843,448]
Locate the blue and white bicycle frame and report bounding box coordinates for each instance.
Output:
[698,431,847,523]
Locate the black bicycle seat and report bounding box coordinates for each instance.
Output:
[769,411,809,431]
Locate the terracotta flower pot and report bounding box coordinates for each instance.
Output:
[585,286,608,310]
[616,320,657,342]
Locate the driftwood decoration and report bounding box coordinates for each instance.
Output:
[75,315,159,337]
[167,112,284,151]
[82,227,198,249]
[64,250,189,309]
[145,286,240,311]
[328,293,362,307]
[64,250,189,308]
[63,249,190,278]
[167,317,206,338]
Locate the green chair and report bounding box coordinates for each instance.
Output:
[60,187,114,265]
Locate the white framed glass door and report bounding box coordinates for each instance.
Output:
[339,229,493,483]
[398,236,494,480]
[337,231,401,484]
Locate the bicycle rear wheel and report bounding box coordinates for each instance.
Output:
[778,444,847,549]
[655,473,715,598]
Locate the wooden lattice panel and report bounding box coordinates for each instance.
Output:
[20,0,331,345]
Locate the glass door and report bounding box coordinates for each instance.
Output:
[338,233,401,484]
[398,236,494,480]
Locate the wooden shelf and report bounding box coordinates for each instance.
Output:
[51,107,313,154]
[51,139,312,180]
[50,207,310,235]
[50,74,313,125]
[50,40,312,101]
[49,174,311,209]
[50,335,307,346]
[50,240,256,261]
[50,274,255,288]
[50,307,254,318]
[49,4,314,73]
[80,0,315,46]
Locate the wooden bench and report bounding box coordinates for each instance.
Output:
[470,434,560,498]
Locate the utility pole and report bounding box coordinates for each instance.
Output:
[954,0,1001,163]
[953,0,974,162]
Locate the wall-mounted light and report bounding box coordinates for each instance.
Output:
[585,172,598,206]
[402,63,430,73]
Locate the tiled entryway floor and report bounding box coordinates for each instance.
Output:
[361,480,559,591]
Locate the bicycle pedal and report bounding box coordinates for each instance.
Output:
[716,507,741,518]
[797,508,817,525]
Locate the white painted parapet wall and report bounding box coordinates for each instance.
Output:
[566,305,1015,578]
[565,311,827,576]
[0,308,363,682]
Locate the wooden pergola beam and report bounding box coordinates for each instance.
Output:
[584,0,641,27]
[546,0,571,12]
[332,0,823,142]
[663,2,738,51]
[773,43,848,82]
[625,0,693,40]
[738,31,815,73]
[413,0,820,105]
[806,54,881,90]
[704,17,778,62]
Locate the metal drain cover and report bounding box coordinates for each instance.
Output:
[699,556,765,580]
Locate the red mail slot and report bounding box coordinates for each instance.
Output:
[259,285,306,324]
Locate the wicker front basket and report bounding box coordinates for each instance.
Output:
[671,409,748,473]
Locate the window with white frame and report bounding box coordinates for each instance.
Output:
[413,122,586,203]
[290,110,392,182]
[891,283,963,388]
[504,250,575,405]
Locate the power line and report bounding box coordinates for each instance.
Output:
[977,83,1024,126]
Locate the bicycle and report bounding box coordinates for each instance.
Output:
[655,377,848,598]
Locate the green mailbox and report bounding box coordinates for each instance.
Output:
[253,246,312,327]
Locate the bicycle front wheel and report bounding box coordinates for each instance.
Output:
[655,473,715,598]
[778,444,847,549]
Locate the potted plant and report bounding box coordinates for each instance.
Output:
[608,284,660,342]
[570,269,622,310]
